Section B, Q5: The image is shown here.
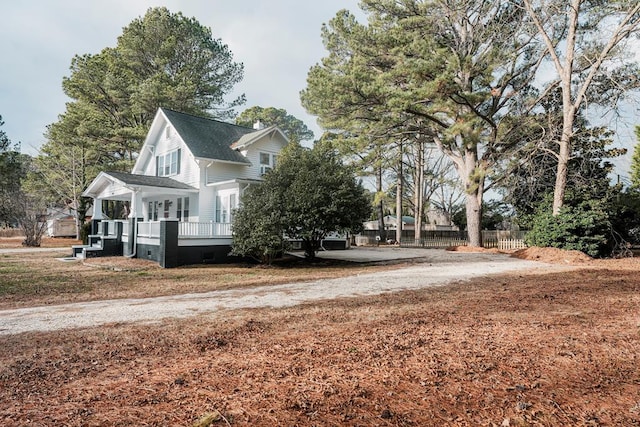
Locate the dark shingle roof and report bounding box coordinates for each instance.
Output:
[161,108,253,164]
[106,171,196,190]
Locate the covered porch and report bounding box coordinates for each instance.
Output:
[76,172,236,266]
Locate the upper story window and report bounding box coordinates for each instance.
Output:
[156,149,181,177]
[259,152,276,175]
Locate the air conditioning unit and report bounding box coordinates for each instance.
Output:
[260,165,272,176]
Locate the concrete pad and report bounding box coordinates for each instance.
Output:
[314,246,428,262]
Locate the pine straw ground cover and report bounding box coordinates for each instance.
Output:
[1,258,639,426]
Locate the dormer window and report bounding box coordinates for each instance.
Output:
[156,148,181,177]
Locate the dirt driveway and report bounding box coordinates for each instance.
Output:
[0,249,565,335]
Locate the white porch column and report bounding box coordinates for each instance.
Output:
[93,198,104,220]
[129,190,143,219]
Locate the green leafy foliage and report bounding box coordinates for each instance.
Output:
[609,189,640,249]
[0,116,33,230]
[525,197,611,258]
[501,120,622,225]
[230,184,287,264]
[236,106,314,143]
[232,142,371,261]
[63,7,243,166]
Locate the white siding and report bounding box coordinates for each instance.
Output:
[206,162,250,183]
[244,134,288,178]
[198,164,215,222]
[206,133,288,184]
[138,122,200,188]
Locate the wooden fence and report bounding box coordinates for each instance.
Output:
[360,230,528,250]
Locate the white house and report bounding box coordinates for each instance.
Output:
[75,108,289,267]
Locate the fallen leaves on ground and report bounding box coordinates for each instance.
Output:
[1,261,639,426]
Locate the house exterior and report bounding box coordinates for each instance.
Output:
[362,215,459,232]
[75,108,289,267]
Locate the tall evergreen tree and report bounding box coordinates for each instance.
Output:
[34,7,245,233]
[0,115,23,226]
[236,106,314,143]
[302,1,542,246]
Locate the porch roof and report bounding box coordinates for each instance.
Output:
[83,171,197,199]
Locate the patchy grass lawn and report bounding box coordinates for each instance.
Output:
[0,264,639,426]
[0,247,415,309]
[2,245,640,425]
[0,236,81,249]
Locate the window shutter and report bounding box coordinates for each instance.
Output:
[177,148,181,174]
[155,155,159,176]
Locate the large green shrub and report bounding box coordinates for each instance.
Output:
[232,142,371,262]
[525,199,611,258]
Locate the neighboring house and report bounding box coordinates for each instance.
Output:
[362,215,459,232]
[363,215,416,231]
[75,108,290,267]
[47,205,94,238]
[47,215,76,238]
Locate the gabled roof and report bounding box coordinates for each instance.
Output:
[82,171,197,198]
[161,108,252,164]
[105,171,197,190]
[385,215,416,225]
[231,125,288,150]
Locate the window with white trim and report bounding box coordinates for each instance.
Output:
[177,197,190,222]
[259,152,271,166]
[156,149,181,177]
[259,152,276,175]
[215,194,236,223]
[148,201,158,221]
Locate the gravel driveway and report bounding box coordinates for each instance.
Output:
[0,250,557,336]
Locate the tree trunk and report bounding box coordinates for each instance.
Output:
[553,104,575,215]
[465,190,483,248]
[461,149,484,248]
[376,164,386,241]
[396,142,403,243]
[413,139,424,244]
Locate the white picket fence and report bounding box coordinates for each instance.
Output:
[400,231,527,250]
[497,239,527,251]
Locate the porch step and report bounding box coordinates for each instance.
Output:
[71,244,103,259]
[72,244,87,258]
[83,246,104,258]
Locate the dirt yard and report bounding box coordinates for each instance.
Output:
[0,236,81,249]
[0,248,639,426]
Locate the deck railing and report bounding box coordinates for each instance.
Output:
[137,221,161,238]
[179,221,232,238]
[134,221,232,239]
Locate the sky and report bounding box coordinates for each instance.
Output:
[0,0,360,155]
[1,1,638,181]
